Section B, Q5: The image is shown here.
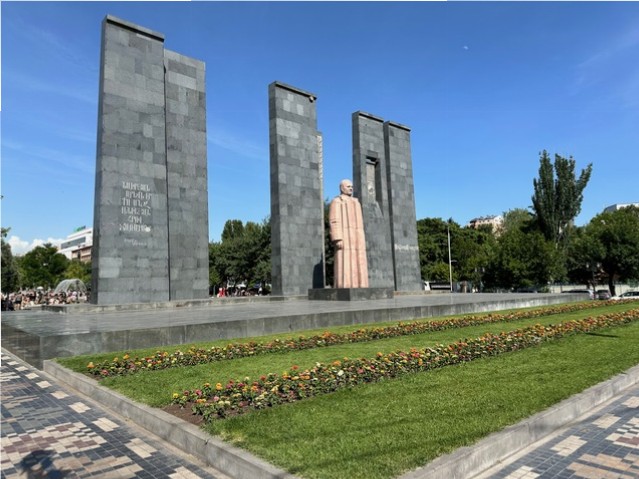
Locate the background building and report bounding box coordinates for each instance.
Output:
[58,226,93,262]
[467,215,504,234]
[603,203,639,213]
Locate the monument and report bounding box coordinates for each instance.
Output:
[92,16,209,305]
[352,112,395,288]
[328,179,369,288]
[269,82,422,298]
[268,81,325,296]
[353,112,422,291]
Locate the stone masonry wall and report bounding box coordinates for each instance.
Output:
[384,121,422,291]
[165,50,209,300]
[352,112,395,289]
[92,16,208,304]
[269,82,324,295]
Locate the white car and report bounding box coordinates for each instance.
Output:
[611,290,639,300]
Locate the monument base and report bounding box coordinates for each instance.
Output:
[308,288,394,301]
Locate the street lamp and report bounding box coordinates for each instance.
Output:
[447,225,453,292]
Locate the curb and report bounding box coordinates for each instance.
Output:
[43,360,298,479]
[398,364,639,479]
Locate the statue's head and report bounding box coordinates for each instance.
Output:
[339,179,353,196]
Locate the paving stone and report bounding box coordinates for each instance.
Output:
[483,384,639,478]
[0,350,229,479]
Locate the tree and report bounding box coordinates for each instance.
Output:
[565,227,604,289]
[63,259,92,286]
[531,150,592,249]
[484,209,563,291]
[581,206,639,296]
[417,218,456,282]
[416,218,496,288]
[1,227,20,293]
[221,220,245,242]
[209,218,271,290]
[18,243,69,289]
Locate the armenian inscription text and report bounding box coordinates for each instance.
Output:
[119,181,152,233]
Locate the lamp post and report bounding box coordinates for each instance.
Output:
[447,225,453,293]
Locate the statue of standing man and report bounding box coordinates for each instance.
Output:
[329,179,369,288]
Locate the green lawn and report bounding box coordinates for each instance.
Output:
[55,302,639,479]
[205,321,639,479]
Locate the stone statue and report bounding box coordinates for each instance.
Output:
[329,179,369,288]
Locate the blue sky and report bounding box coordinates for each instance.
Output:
[2,2,638,255]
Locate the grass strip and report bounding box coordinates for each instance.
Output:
[204,320,639,479]
[175,308,639,421]
[85,300,631,377]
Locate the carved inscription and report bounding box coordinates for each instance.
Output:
[119,181,152,233]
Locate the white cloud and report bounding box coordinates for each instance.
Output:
[573,23,639,99]
[3,139,94,176]
[207,129,267,162]
[8,70,96,105]
[8,236,64,256]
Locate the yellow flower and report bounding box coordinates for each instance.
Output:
[87,362,94,369]
[215,383,223,391]
[123,354,130,360]
[172,393,180,399]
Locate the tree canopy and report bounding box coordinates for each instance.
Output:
[209,218,271,289]
[483,209,563,291]
[1,227,20,293]
[416,218,495,287]
[531,150,592,248]
[18,243,69,289]
[581,206,639,296]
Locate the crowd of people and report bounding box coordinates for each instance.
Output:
[213,284,270,297]
[1,289,89,311]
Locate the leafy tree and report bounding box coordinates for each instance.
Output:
[1,227,20,293]
[565,227,604,288]
[531,150,592,249]
[581,206,639,296]
[208,242,223,287]
[63,259,92,286]
[221,220,245,242]
[484,209,563,290]
[19,243,69,289]
[417,218,456,282]
[416,218,496,288]
[209,218,271,290]
[451,226,495,286]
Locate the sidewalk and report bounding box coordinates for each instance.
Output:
[1,349,230,479]
[475,384,639,479]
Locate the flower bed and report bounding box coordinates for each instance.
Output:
[87,301,627,377]
[173,308,639,422]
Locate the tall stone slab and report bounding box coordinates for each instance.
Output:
[165,50,209,300]
[269,82,324,296]
[92,15,208,305]
[384,122,422,291]
[352,112,394,288]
